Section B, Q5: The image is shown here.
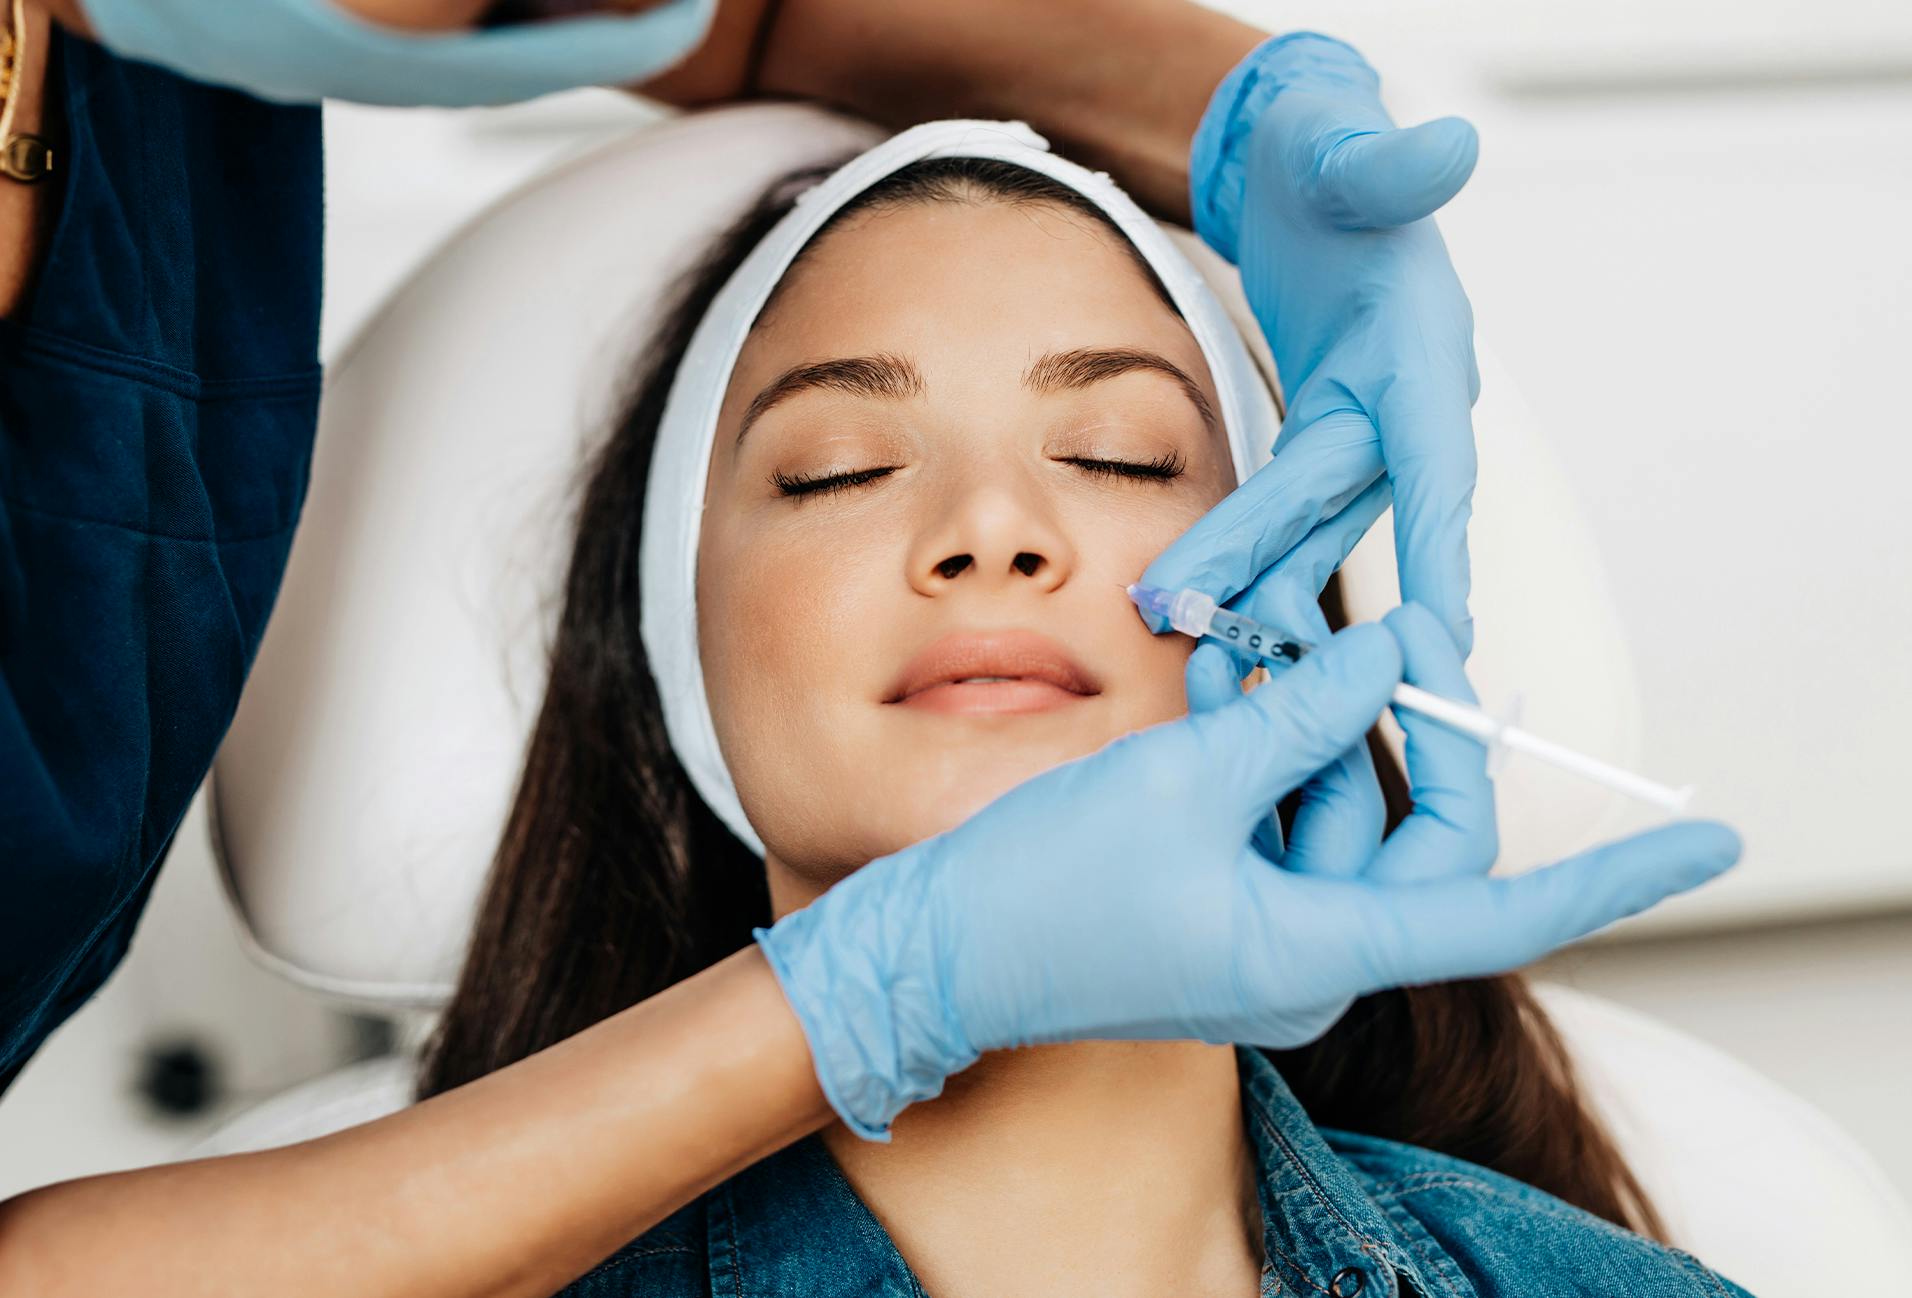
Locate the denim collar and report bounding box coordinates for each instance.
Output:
[707,1046,1437,1298]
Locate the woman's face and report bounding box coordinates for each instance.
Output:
[697,195,1238,909]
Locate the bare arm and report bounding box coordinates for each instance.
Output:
[0,947,833,1298]
[321,0,1262,218]
[22,0,1264,228]
[642,0,1267,222]
[0,0,61,319]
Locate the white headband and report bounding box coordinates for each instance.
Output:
[638,120,1279,857]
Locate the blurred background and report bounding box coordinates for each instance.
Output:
[3,0,1908,1220]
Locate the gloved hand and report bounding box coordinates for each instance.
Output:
[78,0,713,106]
[1145,32,1482,655]
[757,614,1742,1140]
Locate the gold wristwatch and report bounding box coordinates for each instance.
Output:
[0,0,55,184]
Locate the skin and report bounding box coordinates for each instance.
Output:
[326,0,1262,219]
[697,196,1265,1297]
[4,0,1258,316]
[702,199,1235,891]
[0,2,1269,1293]
[0,1,57,318]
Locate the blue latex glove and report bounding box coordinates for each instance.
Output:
[79,0,713,106]
[1184,578,1382,874]
[1145,32,1481,655]
[757,615,1742,1140]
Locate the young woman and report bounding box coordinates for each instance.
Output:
[416,130,1755,1296]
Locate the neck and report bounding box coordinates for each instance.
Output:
[821,1040,1264,1298]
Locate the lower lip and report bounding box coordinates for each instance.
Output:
[896,680,1095,715]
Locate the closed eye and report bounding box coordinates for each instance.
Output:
[771,451,1185,500]
[1065,451,1185,482]
[772,465,900,499]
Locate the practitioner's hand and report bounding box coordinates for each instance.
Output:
[755,612,1742,1140]
[1180,515,1389,875]
[74,0,711,105]
[1144,32,1481,657]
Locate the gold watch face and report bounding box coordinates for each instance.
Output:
[1,132,51,182]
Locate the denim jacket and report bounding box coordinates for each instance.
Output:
[559,1047,1755,1297]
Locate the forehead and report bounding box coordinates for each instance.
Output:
[727,198,1211,399]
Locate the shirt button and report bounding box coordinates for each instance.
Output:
[1329,1266,1366,1297]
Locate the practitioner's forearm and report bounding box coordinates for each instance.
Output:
[0,2,61,320]
[33,0,1264,224]
[0,946,832,1298]
[644,0,1267,222]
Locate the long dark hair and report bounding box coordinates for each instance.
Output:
[419,156,1666,1243]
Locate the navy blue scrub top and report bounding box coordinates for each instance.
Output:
[0,28,323,1088]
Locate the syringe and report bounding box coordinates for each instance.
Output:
[1127,583,1695,814]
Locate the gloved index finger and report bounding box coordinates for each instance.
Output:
[1376,360,1479,659]
[1140,411,1383,632]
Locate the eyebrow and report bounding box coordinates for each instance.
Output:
[733,345,1216,444]
[1022,347,1217,433]
[737,353,926,444]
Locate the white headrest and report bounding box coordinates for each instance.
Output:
[212,102,1644,1007]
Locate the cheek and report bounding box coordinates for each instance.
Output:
[697,525,864,712]
[1052,487,1227,724]
[696,432,932,681]
[694,514,897,841]
[1055,481,1221,590]
[1116,602,1206,734]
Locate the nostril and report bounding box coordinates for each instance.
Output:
[1012,552,1042,577]
[937,555,973,580]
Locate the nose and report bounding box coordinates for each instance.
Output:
[906,474,1077,598]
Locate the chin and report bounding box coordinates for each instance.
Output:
[751,697,1184,873]
[887,729,1123,839]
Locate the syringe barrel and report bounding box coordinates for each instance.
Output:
[1167,587,1219,639]
[1205,603,1312,664]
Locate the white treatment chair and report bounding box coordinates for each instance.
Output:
[197,103,1912,1295]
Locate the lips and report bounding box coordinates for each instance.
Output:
[886,630,1102,715]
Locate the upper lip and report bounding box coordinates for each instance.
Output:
[885,630,1103,703]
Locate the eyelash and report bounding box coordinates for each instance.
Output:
[771,453,1185,500]
[771,466,901,498]
[1067,451,1186,482]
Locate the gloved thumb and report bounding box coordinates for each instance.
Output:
[1315,116,1478,231]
